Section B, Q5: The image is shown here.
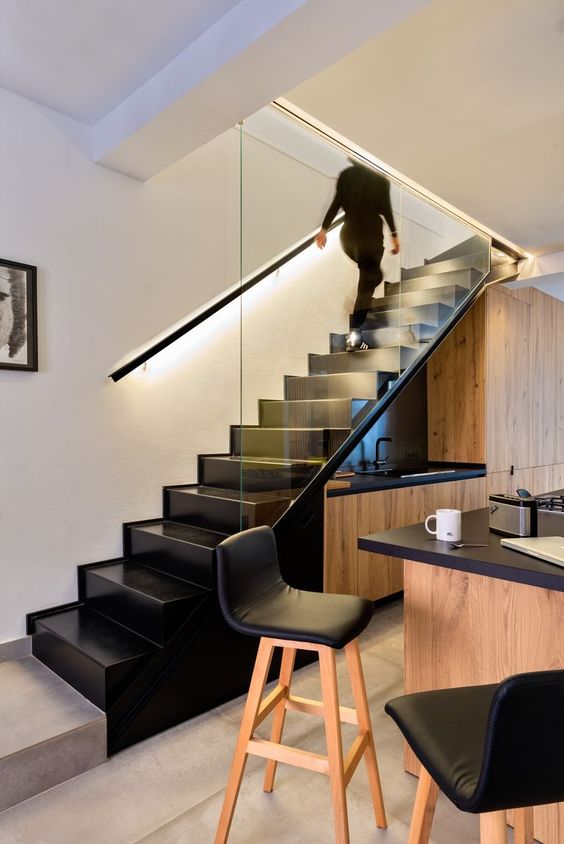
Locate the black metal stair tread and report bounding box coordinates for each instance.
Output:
[133,521,228,548]
[311,351,404,363]
[289,370,393,380]
[90,561,207,603]
[167,486,294,503]
[37,607,159,668]
[235,426,351,432]
[206,456,321,467]
[260,398,357,404]
[402,252,486,279]
[259,398,373,408]
[369,284,467,311]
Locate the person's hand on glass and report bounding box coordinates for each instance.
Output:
[315,229,327,249]
[390,234,400,255]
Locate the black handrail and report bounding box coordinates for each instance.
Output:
[109,215,344,382]
[272,258,519,540]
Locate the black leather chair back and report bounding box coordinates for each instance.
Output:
[215,526,283,630]
[472,669,564,812]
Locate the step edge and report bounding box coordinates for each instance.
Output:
[233,426,352,432]
[34,612,159,670]
[27,601,84,636]
[0,710,106,766]
[286,369,395,380]
[86,562,205,605]
[130,521,229,550]
[167,486,292,504]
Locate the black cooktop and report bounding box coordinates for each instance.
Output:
[536,494,564,513]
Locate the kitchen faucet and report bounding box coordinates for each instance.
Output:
[374,437,392,468]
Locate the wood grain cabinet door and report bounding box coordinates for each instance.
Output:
[324,494,358,595]
[486,287,532,473]
[357,489,407,601]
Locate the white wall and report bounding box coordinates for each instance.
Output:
[0,90,481,642]
[0,90,348,642]
[0,89,250,642]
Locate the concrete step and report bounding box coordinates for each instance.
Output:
[0,656,106,812]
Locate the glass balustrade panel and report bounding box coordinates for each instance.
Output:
[237,104,490,527]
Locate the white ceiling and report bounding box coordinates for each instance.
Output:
[0,0,560,253]
[0,0,428,179]
[286,0,564,254]
[0,0,241,122]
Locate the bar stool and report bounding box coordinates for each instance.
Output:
[385,670,564,843]
[213,525,387,844]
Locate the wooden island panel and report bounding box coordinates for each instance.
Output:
[404,560,564,843]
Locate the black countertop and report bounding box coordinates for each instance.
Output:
[328,464,486,496]
[358,500,564,593]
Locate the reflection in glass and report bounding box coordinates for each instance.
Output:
[234,104,490,527]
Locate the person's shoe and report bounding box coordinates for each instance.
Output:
[345,332,369,352]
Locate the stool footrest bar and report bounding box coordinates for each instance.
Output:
[285,694,358,725]
[248,738,329,775]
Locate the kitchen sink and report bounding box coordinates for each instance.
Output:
[355,468,458,478]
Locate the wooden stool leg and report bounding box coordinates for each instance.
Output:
[480,810,507,844]
[319,645,350,844]
[513,807,534,844]
[263,646,296,793]
[407,766,439,844]
[344,639,387,829]
[215,639,274,844]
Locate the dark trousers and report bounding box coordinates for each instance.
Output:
[340,223,384,331]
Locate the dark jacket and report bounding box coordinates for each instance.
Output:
[322,164,397,236]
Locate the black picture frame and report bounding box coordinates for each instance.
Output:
[0,258,38,372]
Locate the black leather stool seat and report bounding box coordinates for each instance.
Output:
[386,670,564,814]
[386,683,496,811]
[216,525,373,649]
[224,581,374,649]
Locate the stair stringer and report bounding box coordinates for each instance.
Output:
[106,591,257,753]
[272,263,520,582]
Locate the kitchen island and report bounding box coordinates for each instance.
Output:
[359,499,564,844]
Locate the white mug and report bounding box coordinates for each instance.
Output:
[425,508,462,542]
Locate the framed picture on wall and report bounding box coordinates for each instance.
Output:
[0,259,38,372]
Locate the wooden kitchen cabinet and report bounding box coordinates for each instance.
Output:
[325,283,564,601]
[325,476,486,600]
[429,284,564,497]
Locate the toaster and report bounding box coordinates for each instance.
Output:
[488,493,538,537]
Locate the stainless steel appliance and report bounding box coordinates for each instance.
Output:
[536,494,564,513]
[489,493,538,537]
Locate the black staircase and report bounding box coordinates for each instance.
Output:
[27,237,516,754]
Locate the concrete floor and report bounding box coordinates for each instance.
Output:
[0,600,503,843]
